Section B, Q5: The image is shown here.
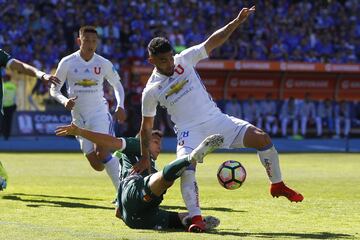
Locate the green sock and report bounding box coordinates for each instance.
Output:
[162,156,190,182]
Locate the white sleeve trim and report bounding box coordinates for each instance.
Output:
[6,58,15,68]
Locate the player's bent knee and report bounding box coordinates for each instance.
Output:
[86,153,105,171]
[88,160,105,171]
[260,132,272,148]
[92,164,105,171]
[244,126,273,149]
[96,150,109,162]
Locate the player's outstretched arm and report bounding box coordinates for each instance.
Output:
[55,123,123,150]
[9,59,61,85]
[203,6,255,56]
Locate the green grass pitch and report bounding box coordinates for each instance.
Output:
[0,152,359,240]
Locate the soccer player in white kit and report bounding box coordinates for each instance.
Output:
[135,6,303,233]
[50,26,126,193]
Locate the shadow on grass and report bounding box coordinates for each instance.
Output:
[12,192,103,201]
[207,230,353,239]
[2,193,113,210]
[161,205,246,213]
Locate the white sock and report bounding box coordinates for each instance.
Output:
[181,170,201,218]
[103,156,120,192]
[257,145,282,183]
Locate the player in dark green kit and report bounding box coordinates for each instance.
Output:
[56,123,224,232]
[0,49,60,112]
[0,49,60,191]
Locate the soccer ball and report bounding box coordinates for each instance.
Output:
[217,160,246,190]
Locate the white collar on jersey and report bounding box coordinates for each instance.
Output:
[76,50,96,64]
[153,68,175,82]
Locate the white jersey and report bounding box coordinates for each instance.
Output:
[50,50,125,115]
[142,44,221,129]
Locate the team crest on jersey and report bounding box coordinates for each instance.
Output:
[75,79,98,87]
[74,68,78,73]
[165,79,189,99]
[94,67,101,75]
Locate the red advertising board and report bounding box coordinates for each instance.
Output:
[198,70,227,100]
[338,76,360,100]
[225,72,281,99]
[131,61,360,101]
[283,73,337,99]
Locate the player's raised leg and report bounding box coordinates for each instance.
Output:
[151,134,224,197]
[243,126,304,202]
[148,134,223,233]
[189,134,224,163]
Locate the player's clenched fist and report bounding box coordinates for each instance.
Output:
[236,5,255,24]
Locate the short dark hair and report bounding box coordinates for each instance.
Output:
[147,37,173,56]
[79,25,98,37]
[151,130,163,139]
[135,130,163,139]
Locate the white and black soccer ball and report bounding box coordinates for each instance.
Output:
[217,160,246,190]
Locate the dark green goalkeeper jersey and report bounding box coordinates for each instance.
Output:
[0,49,13,114]
[113,138,174,230]
[115,137,157,179]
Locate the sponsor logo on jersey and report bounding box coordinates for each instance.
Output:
[75,79,98,87]
[165,79,189,99]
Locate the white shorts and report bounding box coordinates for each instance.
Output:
[72,109,114,155]
[176,114,252,157]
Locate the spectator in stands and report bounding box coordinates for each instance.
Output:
[315,98,334,137]
[259,93,278,136]
[243,95,261,128]
[279,97,299,138]
[224,94,242,119]
[299,93,317,137]
[334,100,351,138]
[353,101,360,127]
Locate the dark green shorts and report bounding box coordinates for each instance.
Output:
[118,174,171,230]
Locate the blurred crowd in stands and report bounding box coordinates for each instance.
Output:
[1,0,360,138]
[1,0,360,71]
